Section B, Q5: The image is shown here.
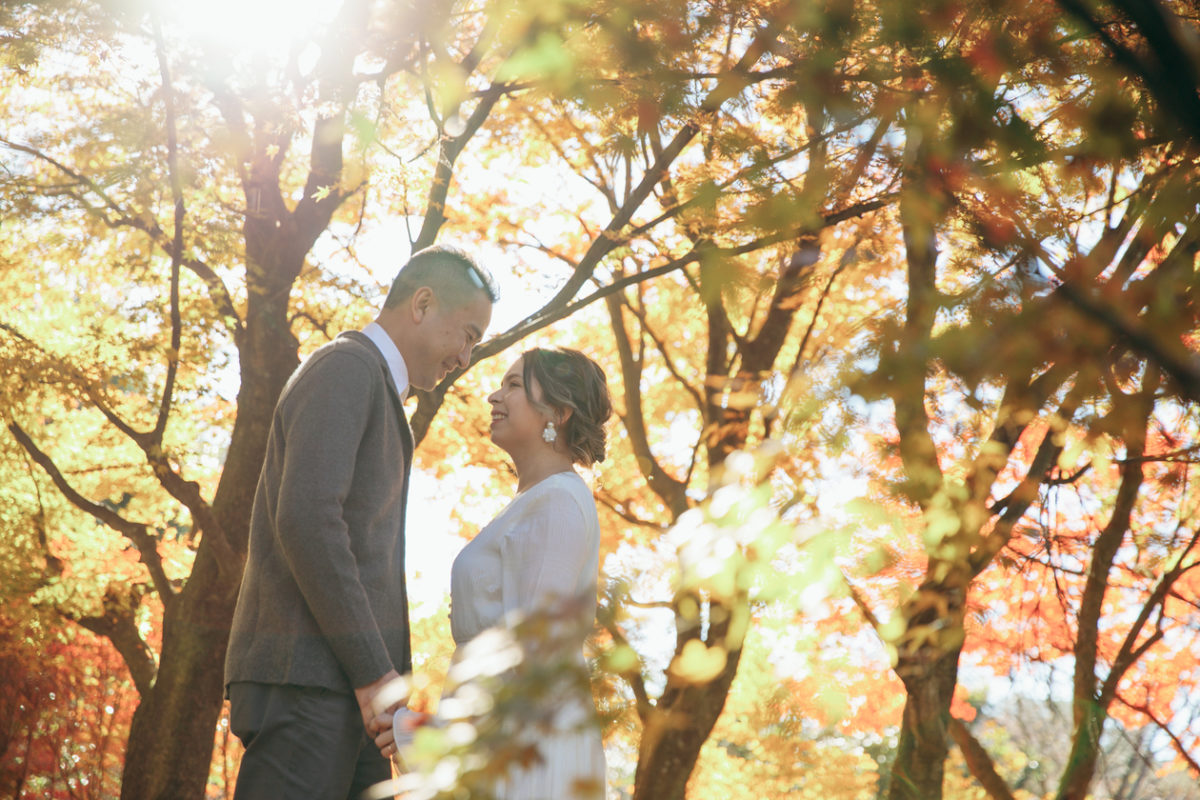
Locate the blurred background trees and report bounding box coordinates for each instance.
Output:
[1,0,1197,798]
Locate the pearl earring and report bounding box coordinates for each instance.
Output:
[542,421,557,444]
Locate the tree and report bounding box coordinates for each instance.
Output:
[830,2,1200,799]
[0,604,137,799]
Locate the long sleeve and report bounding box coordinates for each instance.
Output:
[226,332,412,693]
[498,491,596,621]
[269,348,393,687]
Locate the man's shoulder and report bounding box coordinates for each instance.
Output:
[284,333,386,396]
[305,332,384,370]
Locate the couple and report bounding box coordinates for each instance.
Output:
[224,245,611,799]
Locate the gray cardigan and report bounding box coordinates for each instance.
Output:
[225,331,413,693]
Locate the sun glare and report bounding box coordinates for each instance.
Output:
[160,0,344,55]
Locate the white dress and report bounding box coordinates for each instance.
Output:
[448,471,606,800]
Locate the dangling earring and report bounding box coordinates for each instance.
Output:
[542,421,557,444]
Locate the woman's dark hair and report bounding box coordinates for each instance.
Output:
[522,347,613,466]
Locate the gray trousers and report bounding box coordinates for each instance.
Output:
[229,682,391,800]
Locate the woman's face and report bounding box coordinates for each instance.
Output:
[487,357,549,455]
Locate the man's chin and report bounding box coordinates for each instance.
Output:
[409,371,447,392]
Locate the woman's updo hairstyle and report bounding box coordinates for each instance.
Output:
[522,347,613,466]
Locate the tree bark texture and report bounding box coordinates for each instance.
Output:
[889,632,963,800]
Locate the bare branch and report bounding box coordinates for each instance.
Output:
[1115,693,1200,776]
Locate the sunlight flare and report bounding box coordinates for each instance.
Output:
[158,0,343,54]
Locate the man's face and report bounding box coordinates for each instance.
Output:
[406,290,493,391]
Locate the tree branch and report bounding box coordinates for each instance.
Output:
[1,322,235,571]
[547,5,801,312]
[0,136,244,342]
[1101,526,1200,706]
[1115,693,1200,777]
[892,109,946,508]
[594,482,671,531]
[1075,366,1157,720]
[70,584,158,696]
[949,718,1018,800]
[969,374,1083,576]
[7,421,176,607]
[596,605,654,723]
[623,292,705,412]
[413,78,517,250]
[151,12,184,444]
[1056,0,1200,143]
[607,293,690,519]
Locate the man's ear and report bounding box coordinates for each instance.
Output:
[410,286,435,322]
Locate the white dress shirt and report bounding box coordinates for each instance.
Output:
[361,321,410,400]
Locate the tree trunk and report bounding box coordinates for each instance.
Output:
[120,546,239,799]
[1055,702,1106,800]
[884,98,963,800]
[1054,381,1153,800]
[889,634,963,800]
[633,632,745,800]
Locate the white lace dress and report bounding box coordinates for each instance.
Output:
[448,471,606,800]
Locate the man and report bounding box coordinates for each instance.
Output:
[224,245,498,799]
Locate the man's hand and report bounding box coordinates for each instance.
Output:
[374,708,434,761]
[354,670,408,737]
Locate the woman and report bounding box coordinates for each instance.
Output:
[378,347,612,799]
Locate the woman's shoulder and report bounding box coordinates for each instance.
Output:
[515,472,596,522]
[524,471,590,500]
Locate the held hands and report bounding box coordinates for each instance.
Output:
[373,707,434,761]
[354,670,408,744]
